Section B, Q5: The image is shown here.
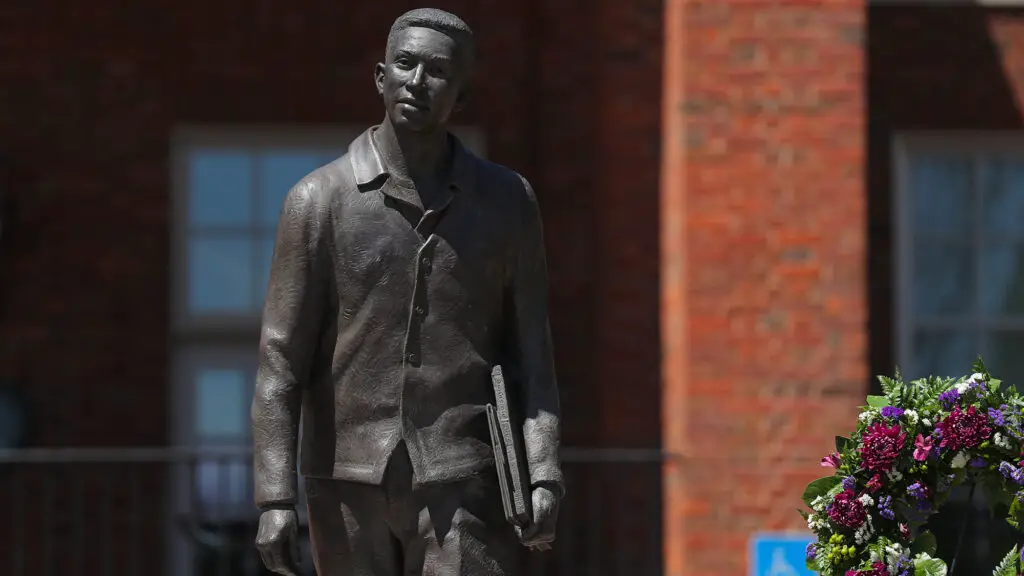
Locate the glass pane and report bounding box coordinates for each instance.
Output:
[988,330,1024,390]
[258,151,324,227]
[187,236,254,313]
[910,329,979,380]
[187,150,253,228]
[982,156,1024,239]
[912,240,976,317]
[255,236,276,307]
[195,459,251,511]
[982,243,1024,316]
[909,153,973,233]
[195,369,247,438]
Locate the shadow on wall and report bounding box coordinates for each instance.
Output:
[867,4,1024,574]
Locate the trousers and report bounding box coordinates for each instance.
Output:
[304,443,522,576]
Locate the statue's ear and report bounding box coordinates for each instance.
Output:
[374,62,385,96]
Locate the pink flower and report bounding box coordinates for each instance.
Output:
[860,422,907,472]
[821,452,842,468]
[913,434,933,461]
[935,406,992,452]
[866,474,882,493]
[827,489,867,528]
[899,523,910,540]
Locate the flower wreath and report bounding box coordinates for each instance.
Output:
[800,360,1024,576]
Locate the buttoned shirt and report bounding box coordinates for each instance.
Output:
[252,126,563,509]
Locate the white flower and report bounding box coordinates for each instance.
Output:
[886,469,904,482]
[854,514,875,545]
[859,410,876,424]
[807,513,827,531]
[810,496,828,512]
[858,494,874,507]
[903,410,919,425]
[970,372,985,382]
[995,433,1014,450]
[922,418,932,427]
[955,381,970,394]
[951,451,969,469]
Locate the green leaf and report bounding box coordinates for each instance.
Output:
[835,436,854,453]
[878,375,900,396]
[797,508,809,520]
[802,476,842,507]
[991,544,1018,576]
[866,395,889,408]
[990,378,1003,392]
[913,555,947,576]
[973,356,989,376]
[911,531,937,557]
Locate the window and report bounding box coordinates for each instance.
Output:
[895,133,1024,573]
[895,134,1024,383]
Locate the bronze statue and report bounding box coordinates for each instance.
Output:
[251,8,564,575]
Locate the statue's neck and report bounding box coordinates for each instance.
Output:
[375,118,449,183]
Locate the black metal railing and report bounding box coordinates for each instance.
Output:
[0,447,670,576]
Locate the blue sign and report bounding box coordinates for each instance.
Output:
[749,533,816,576]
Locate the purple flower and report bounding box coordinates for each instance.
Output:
[970,456,987,468]
[881,406,905,420]
[806,542,816,561]
[1000,462,1024,485]
[842,476,856,491]
[893,557,913,576]
[990,405,1007,427]
[1008,417,1024,441]
[908,482,929,500]
[877,495,895,520]
[939,389,960,410]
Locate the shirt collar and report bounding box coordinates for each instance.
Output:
[349,126,477,193]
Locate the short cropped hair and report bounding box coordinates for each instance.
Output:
[385,8,475,71]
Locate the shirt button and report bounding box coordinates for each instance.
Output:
[414,305,426,316]
[407,352,419,364]
[421,257,430,267]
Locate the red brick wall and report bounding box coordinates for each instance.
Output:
[661,2,867,574]
[0,0,667,571]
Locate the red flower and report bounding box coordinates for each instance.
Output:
[865,474,883,493]
[899,523,910,540]
[860,422,907,472]
[827,489,867,528]
[935,406,992,452]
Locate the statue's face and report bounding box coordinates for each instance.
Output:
[376,26,467,132]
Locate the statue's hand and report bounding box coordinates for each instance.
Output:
[255,508,301,576]
[519,485,560,551]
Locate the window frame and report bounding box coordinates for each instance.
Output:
[893,131,1024,380]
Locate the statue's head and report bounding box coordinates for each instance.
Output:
[375,8,475,133]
